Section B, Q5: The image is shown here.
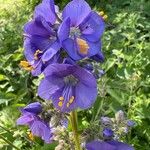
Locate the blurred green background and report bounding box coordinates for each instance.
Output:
[0,0,150,149]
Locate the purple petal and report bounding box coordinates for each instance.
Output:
[34,0,56,24]
[30,120,52,143]
[62,38,81,60]
[86,40,102,57]
[90,51,104,62]
[41,41,60,62]
[24,16,53,37]
[63,57,76,65]
[24,38,36,62]
[73,66,97,87]
[75,82,97,109]
[17,113,35,125]
[73,66,97,109]
[127,120,135,127]
[86,141,116,150]
[31,61,43,76]
[80,11,105,42]
[62,0,91,26]
[43,64,74,77]
[38,76,64,100]
[23,102,42,114]
[29,35,53,51]
[103,128,114,138]
[107,141,134,150]
[58,18,70,43]
[24,36,52,63]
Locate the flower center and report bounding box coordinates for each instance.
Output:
[64,75,78,86]
[70,27,81,38]
[34,49,43,60]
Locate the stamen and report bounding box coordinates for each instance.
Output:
[103,15,108,20]
[19,61,33,71]
[99,11,104,16]
[76,38,89,55]
[71,96,75,99]
[28,132,34,141]
[59,97,64,101]
[69,96,74,104]
[99,11,108,20]
[34,50,43,60]
[20,61,30,67]
[58,101,63,107]
[67,103,70,108]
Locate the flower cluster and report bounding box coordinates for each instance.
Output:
[20,0,105,113]
[101,110,135,140]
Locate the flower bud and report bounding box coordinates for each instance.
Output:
[115,110,125,123]
[101,117,112,126]
[127,120,135,127]
[103,128,114,139]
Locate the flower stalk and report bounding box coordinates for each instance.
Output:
[70,111,82,150]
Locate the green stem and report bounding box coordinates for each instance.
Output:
[94,97,104,121]
[70,111,82,150]
[0,134,20,150]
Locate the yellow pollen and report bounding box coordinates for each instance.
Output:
[69,99,74,104]
[103,15,108,20]
[34,50,43,60]
[58,101,63,107]
[76,38,89,55]
[67,103,70,108]
[69,96,75,104]
[28,132,34,141]
[20,61,30,67]
[59,97,64,101]
[19,61,33,71]
[99,11,104,16]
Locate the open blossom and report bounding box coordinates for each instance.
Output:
[17,102,53,143]
[58,0,105,61]
[86,140,134,150]
[22,0,61,76]
[23,15,60,76]
[38,64,97,112]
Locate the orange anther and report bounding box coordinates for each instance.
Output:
[76,38,89,55]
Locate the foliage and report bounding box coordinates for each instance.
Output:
[0,0,149,149]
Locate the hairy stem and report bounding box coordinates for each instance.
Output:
[70,111,82,150]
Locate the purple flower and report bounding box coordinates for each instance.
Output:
[24,15,60,76]
[17,102,53,143]
[23,102,42,114]
[86,140,134,150]
[103,128,114,138]
[38,64,97,112]
[58,0,105,61]
[34,0,57,25]
[127,120,135,127]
